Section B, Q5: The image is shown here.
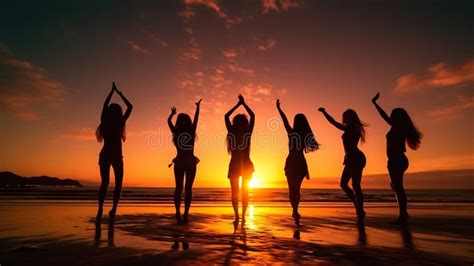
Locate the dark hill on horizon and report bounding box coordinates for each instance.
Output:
[0,172,83,188]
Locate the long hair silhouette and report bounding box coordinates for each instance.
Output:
[390,108,422,150]
[342,109,367,143]
[96,103,126,142]
[227,114,250,154]
[293,113,319,153]
[173,113,195,148]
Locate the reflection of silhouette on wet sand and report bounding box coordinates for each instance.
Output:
[224,226,248,265]
[357,225,367,246]
[85,212,467,264]
[94,219,116,248]
[1,207,471,265]
[399,224,414,249]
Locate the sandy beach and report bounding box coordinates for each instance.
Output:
[0,202,472,265]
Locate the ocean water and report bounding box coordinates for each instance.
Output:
[0,188,472,204]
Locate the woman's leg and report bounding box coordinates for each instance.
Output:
[286,176,295,210]
[293,176,304,214]
[97,163,110,221]
[352,167,365,218]
[287,175,304,225]
[340,166,357,209]
[183,163,197,224]
[229,176,240,223]
[241,175,251,224]
[389,168,408,220]
[174,164,185,224]
[110,162,123,219]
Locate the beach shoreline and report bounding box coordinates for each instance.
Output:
[0,202,472,265]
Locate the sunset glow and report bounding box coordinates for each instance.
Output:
[0,0,472,188]
[1,2,474,265]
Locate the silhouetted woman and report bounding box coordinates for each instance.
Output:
[372,92,422,224]
[96,82,133,224]
[225,95,255,226]
[277,100,319,226]
[318,107,367,224]
[168,99,201,225]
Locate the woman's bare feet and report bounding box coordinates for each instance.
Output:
[393,214,409,225]
[183,213,189,225]
[96,208,103,224]
[175,212,182,225]
[233,216,239,230]
[292,211,301,226]
[357,210,366,225]
[108,209,116,224]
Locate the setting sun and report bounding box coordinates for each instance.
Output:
[249,176,260,188]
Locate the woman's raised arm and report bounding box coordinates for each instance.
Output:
[114,82,133,122]
[372,92,391,125]
[239,95,255,131]
[318,107,345,131]
[168,107,177,133]
[101,83,115,121]
[192,99,202,131]
[276,99,292,133]
[225,99,241,131]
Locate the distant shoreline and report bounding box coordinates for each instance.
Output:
[1,187,472,203]
[0,171,83,188]
[1,168,473,189]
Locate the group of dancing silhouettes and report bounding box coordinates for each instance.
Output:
[95,82,422,228]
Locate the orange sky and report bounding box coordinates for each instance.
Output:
[1,0,473,188]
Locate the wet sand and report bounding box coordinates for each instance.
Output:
[0,203,473,265]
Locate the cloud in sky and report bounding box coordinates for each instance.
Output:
[127,40,152,55]
[178,71,206,89]
[180,27,202,62]
[220,48,255,76]
[428,96,474,119]
[61,127,96,141]
[262,0,303,14]
[141,29,169,48]
[222,49,239,58]
[0,43,64,121]
[395,59,474,93]
[257,39,277,51]
[241,83,274,102]
[228,62,254,76]
[211,68,232,88]
[181,0,242,28]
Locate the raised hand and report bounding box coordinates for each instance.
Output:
[195,98,202,106]
[372,92,380,103]
[276,99,281,108]
[171,106,177,115]
[318,107,325,112]
[238,94,244,104]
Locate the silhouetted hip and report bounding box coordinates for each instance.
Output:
[99,149,123,166]
[285,152,308,179]
[387,153,409,174]
[343,149,366,169]
[173,155,200,172]
[228,156,254,179]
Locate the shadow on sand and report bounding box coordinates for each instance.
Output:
[0,212,470,265]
